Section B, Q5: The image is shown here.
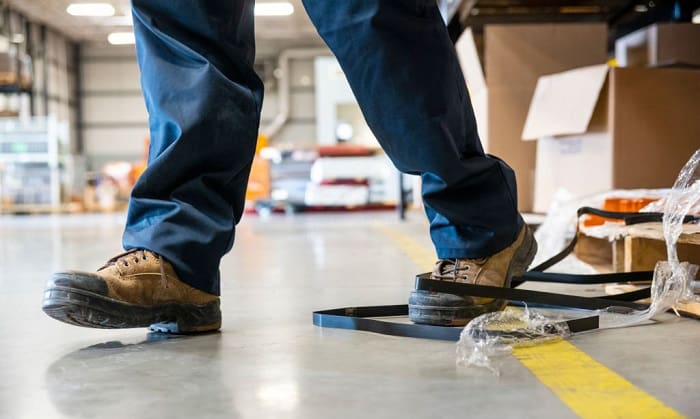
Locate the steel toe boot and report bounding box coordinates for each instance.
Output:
[42,249,221,333]
[409,225,537,326]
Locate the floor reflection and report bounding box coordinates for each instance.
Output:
[45,333,240,419]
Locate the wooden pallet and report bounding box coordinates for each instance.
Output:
[576,222,700,273]
[579,222,700,319]
[619,223,700,272]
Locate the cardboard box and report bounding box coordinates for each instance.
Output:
[523,64,700,213]
[456,23,607,211]
[615,23,700,67]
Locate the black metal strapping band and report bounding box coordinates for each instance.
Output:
[313,305,600,342]
[312,207,698,341]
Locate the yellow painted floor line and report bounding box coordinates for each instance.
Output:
[374,224,435,269]
[514,340,683,419]
[376,224,685,419]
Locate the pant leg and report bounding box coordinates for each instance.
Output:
[124,0,263,295]
[302,0,522,259]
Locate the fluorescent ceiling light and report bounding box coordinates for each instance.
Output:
[108,31,135,45]
[255,2,294,16]
[67,3,115,17]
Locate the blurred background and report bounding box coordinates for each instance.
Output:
[1,2,700,418]
[0,0,697,218]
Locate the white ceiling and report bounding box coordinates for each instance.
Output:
[6,0,323,54]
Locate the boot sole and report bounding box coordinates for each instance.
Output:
[42,285,221,334]
[408,226,538,326]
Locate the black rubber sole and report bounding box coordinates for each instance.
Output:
[408,293,508,326]
[42,286,221,333]
[408,227,538,326]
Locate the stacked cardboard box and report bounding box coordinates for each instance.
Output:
[615,23,700,67]
[457,23,608,211]
[458,22,700,212]
[485,24,609,212]
[522,64,700,213]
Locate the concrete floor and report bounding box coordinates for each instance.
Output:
[0,211,698,419]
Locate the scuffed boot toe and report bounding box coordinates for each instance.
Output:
[42,250,221,333]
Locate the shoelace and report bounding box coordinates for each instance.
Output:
[432,258,485,282]
[99,249,170,288]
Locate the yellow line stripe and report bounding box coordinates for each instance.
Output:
[513,341,683,419]
[376,224,684,419]
[374,224,435,269]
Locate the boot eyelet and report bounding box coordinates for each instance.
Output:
[123,262,129,267]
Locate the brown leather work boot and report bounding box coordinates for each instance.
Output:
[42,249,221,333]
[408,225,537,326]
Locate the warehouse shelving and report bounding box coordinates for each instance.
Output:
[0,116,63,211]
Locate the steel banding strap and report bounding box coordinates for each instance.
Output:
[312,305,600,342]
[413,276,649,311]
[312,207,698,340]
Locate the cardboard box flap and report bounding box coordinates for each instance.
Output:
[522,64,609,140]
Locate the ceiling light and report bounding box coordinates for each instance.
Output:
[255,2,294,16]
[108,31,135,45]
[67,3,116,17]
[693,8,700,24]
[634,4,649,12]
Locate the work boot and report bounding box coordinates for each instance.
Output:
[409,225,537,326]
[42,249,221,333]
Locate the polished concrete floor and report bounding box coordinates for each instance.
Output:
[0,211,698,419]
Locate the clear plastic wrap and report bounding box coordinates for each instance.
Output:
[532,189,669,267]
[457,307,571,374]
[458,149,700,373]
[640,192,700,215]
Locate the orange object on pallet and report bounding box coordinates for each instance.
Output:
[245,135,271,203]
[129,136,150,185]
[245,157,271,202]
[582,197,659,227]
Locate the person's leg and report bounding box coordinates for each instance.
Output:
[301,0,521,261]
[42,0,262,332]
[124,0,263,296]
[302,0,535,325]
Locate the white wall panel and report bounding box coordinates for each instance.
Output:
[80,45,147,163]
[260,56,316,145]
[80,48,324,163]
[289,91,315,120]
[82,96,148,124]
[82,45,137,59]
[290,59,314,87]
[82,61,142,92]
[260,91,279,121]
[275,122,316,146]
[83,126,149,157]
